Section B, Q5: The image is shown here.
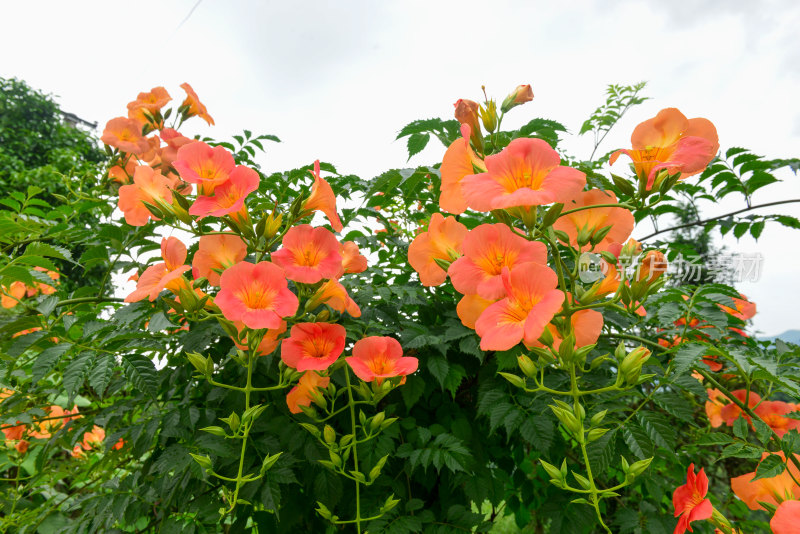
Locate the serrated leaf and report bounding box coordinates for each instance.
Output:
[89,353,115,396]
[637,412,676,449]
[121,353,159,398]
[63,351,93,402]
[752,453,786,481]
[31,343,71,383]
[25,242,73,263]
[427,355,450,387]
[622,424,653,459]
[406,133,430,159]
[671,343,706,376]
[733,416,749,439]
[587,429,616,474]
[696,432,734,446]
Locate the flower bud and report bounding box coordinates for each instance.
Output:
[500,84,534,113]
[323,425,336,444]
[550,405,581,436]
[370,412,386,432]
[627,457,652,477]
[453,99,483,151]
[263,212,283,239]
[537,325,554,347]
[636,250,667,283]
[620,238,642,260]
[479,100,498,133]
[619,346,651,385]
[518,355,538,378]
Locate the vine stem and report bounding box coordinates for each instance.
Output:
[637,198,800,241]
[569,365,612,534]
[226,351,254,514]
[344,367,362,533]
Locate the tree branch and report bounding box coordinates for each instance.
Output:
[637,199,800,241]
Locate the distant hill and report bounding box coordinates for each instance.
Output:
[762,329,800,345]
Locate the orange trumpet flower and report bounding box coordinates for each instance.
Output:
[272,225,343,284]
[281,322,347,372]
[439,124,486,214]
[672,463,713,534]
[408,213,468,287]
[192,234,247,286]
[772,500,800,534]
[448,223,547,299]
[118,165,174,227]
[345,336,417,384]
[101,117,149,155]
[553,190,634,253]
[189,165,259,219]
[474,263,563,351]
[731,452,800,510]
[125,237,191,302]
[286,371,329,414]
[173,141,235,195]
[610,108,719,190]
[215,261,299,329]
[303,160,343,232]
[180,83,215,126]
[461,138,586,211]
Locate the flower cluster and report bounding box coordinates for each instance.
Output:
[97,85,424,522]
[1,267,59,309]
[0,391,122,457]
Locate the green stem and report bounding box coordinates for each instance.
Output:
[344,368,362,534]
[559,203,634,218]
[569,365,612,533]
[226,352,255,514]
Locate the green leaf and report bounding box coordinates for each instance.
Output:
[637,412,676,449]
[622,424,653,459]
[25,242,73,263]
[427,355,450,387]
[587,429,616,474]
[752,453,786,481]
[401,375,425,410]
[671,343,707,376]
[31,343,71,383]
[696,432,733,446]
[406,133,430,159]
[63,352,93,402]
[121,353,159,398]
[89,353,115,396]
[733,416,749,439]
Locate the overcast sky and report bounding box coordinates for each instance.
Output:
[2,0,798,336]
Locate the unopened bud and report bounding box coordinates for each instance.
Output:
[500,84,534,113]
[589,225,613,247]
[620,346,651,385]
[323,425,336,444]
[620,238,642,259]
[453,99,483,151]
[550,405,581,436]
[636,250,667,283]
[576,225,593,248]
[518,355,538,378]
[537,326,554,347]
[370,412,386,432]
[263,212,283,239]
[479,100,498,133]
[627,457,653,477]
[433,257,453,271]
[587,427,610,442]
